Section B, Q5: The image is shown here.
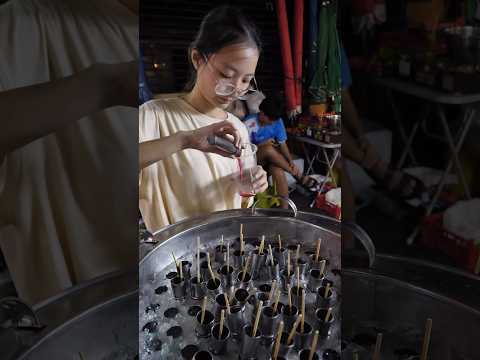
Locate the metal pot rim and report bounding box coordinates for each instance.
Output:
[344,268,480,316]
[140,209,340,267]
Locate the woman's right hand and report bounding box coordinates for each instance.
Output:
[184,120,241,157]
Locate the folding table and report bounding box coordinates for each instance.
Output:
[376,77,480,244]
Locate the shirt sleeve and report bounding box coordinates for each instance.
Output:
[138,100,163,187]
[139,100,163,143]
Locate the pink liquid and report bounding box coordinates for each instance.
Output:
[240,192,255,197]
[237,158,254,197]
[237,158,243,181]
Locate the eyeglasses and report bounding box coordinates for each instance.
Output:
[203,54,259,100]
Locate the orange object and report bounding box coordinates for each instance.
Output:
[309,103,327,116]
[293,0,304,110]
[276,0,297,114]
[407,0,445,31]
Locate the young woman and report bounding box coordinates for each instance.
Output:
[139,5,268,231]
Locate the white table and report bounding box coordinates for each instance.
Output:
[292,135,341,193]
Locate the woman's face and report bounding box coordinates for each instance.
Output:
[192,43,259,110]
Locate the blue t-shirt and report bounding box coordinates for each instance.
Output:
[341,45,352,90]
[243,114,288,145]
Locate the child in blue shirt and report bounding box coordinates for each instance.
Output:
[243,110,288,146]
[229,92,317,207]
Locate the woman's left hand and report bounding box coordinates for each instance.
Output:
[252,165,269,194]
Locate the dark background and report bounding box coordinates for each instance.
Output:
[140,0,299,95]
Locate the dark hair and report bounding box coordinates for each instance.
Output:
[185,5,262,91]
[260,92,285,120]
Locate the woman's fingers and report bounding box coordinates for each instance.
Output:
[252,165,268,193]
[217,127,240,149]
[189,121,240,158]
[211,120,241,149]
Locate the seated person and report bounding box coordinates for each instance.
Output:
[341,45,425,200]
[228,92,316,208]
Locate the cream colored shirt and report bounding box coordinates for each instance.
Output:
[0,0,138,305]
[139,97,250,232]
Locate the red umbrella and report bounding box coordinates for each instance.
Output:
[293,0,304,113]
[275,0,297,117]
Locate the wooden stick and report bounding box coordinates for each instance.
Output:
[224,293,231,314]
[206,253,216,281]
[200,296,207,324]
[220,234,224,247]
[273,289,281,313]
[324,307,332,322]
[172,252,178,271]
[286,314,303,345]
[219,309,225,338]
[287,284,292,309]
[372,333,383,360]
[278,234,282,249]
[324,283,331,299]
[268,244,275,265]
[240,224,244,253]
[268,280,276,303]
[197,237,201,280]
[315,238,322,263]
[352,352,359,360]
[296,266,300,295]
[301,289,305,333]
[259,235,265,254]
[287,250,291,277]
[296,244,301,264]
[319,259,326,276]
[252,300,263,336]
[420,318,432,360]
[309,330,319,360]
[241,254,251,282]
[272,321,284,360]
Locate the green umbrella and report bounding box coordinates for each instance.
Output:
[308,1,341,113]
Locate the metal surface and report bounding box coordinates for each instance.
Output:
[342,222,376,268]
[207,135,242,157]
[342,254,480,360]
[4,270,137,360]
[364,253,480,312]
[141,209,342,278]
[19,292,137,360]
[139,208,343,359]
[444,26,480,65]
[0,297,44,331]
